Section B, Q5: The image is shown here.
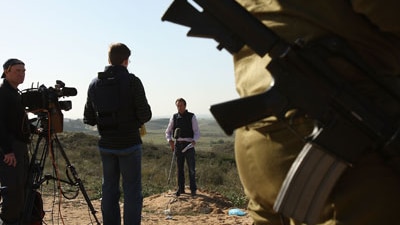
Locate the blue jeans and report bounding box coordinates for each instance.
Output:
[99,144,142,225]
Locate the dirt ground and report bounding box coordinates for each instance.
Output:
[41,188,253,225]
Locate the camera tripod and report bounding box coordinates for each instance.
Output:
[23,111,100,225]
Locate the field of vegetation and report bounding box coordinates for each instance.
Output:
[33,118,248,208]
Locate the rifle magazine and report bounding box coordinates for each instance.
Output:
[273,143,347,224]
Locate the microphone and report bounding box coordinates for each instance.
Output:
[60,87,78,97]
[173,128,181,139]
[181,143,193,153]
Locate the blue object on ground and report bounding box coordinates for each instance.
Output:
[228,208,247,216]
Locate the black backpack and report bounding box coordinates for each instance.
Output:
[31,191,45,225]
[92,71,134,130]
[26,190,45,225]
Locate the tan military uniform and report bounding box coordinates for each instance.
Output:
[233,0,400,224]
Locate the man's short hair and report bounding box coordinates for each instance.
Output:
[108,43,131,65]
[175,98,186,106]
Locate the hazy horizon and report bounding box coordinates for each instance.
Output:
[1,1,238,120]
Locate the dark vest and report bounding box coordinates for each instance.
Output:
[173,111,194,138]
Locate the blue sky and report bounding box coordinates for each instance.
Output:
[0,1,238,119]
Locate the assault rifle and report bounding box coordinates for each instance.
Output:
[162,0,400,224]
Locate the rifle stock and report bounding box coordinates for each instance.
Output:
[162,0,287,56]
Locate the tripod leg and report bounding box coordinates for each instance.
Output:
[23,134,47,224]
[53,135,101,225]
[167,151,176,185]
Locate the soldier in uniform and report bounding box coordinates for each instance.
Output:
[232,0,400,224]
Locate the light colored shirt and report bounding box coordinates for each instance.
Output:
[165,114,200,142]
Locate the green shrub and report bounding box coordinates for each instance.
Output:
[30,132,248,208]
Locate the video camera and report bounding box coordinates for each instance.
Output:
[21,80,77,113]
[21,80,77,133]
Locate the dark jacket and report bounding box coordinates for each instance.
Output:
[0,80,30,154]
[83,65,152,149]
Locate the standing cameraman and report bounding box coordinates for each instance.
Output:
[84,43,152,225]
[0,59,31,225]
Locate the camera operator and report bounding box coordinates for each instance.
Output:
[0,58,31,225]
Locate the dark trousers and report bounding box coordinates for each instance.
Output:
[175,142,196,193]
[0,140,29,225]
